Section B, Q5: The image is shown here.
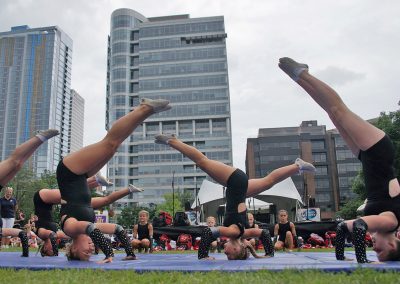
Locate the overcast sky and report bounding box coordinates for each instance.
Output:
[1,0,399,172]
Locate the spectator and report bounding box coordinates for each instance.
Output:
[274,209,297,251]
[0,187,18,248]
[206,216,219,252]
[13,209,25,229]
[247,213,259,249]
[131,210,153,253]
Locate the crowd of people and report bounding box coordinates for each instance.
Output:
[0,58,398,264]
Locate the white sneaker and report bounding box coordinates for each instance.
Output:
[128,184,144,193]
[279,57,309,81]
[140,98,171,113]
[95,173,113,187]
[154,134,176,145]
[295,158,316,174]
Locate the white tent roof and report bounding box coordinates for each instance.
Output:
[255,177,303,204]
[192,178,302,208]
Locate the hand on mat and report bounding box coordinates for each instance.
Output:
[200,256,216,260]
[369,261,384,265]
[122,255,137,261]
[97,257,113,264]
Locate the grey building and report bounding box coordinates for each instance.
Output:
[106,9,233,207]
[246,120,361,220]
[69,89,84,153]
[0,25,73,174]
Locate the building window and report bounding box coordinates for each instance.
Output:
[311,140,325,150]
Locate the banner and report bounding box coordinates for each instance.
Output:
[297,208,321,221]
[95,210,109,223]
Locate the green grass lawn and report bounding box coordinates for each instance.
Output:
[0,269,399,284]
[0,247,392,284]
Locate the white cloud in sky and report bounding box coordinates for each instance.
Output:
[1,0,399,171]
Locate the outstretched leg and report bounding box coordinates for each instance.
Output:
[63,99,170,177]
[246,158,315,197]
[279,57,385,156]
[155,134,235,185]
[0,129,59,186]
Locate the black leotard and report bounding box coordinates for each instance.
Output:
[223,169,249,235]
[360,135,400,227]
[56,160,95,229]
[33,191,58,233]
[137,223,150,240]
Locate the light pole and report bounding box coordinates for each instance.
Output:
[172,171,175,218]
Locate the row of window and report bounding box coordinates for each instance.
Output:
[337,163,362,174]
[140,47,225,64]
[336,149,356,160]
[139,61,227,77]
[139,21,224,38]
[139,74,227,91]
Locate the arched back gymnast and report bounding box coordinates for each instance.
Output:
[155,134,316,260]
[57,98,170,263]
[0,129,59,257]
[279,57,400,263]
[34,175,142,257]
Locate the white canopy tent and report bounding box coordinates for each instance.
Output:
[254,177,303,220]
[192,178,302,222]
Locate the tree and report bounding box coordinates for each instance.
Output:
[7,168,38,216]
[7,169,58,217]
[155,192,184,217]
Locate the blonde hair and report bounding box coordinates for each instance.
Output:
[139,210,149,218]
[207,216,216,222]
[229,240,266,260]
[278,209,288,215]
[65,241,80,261]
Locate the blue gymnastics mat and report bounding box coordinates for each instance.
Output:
[0,251,399,272]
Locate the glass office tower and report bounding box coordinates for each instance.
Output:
[0,25,73,174]
[106,9,232,207]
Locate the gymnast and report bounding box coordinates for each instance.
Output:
[57,98,170,263]
[34,177,142,257]
[154,134,316,260]
[279,57,400,263]
[0,129,59,257]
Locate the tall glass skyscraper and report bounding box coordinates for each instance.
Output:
[69,89,84,153]
[106,9,232,207]
[0,25,73,174]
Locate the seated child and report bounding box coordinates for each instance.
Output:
[247,213,259,249]
[131,210,153,253]
[274,209,297,251]
[206,216,219,252]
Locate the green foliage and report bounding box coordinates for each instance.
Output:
[6,169,57,217]
[335,198,363,220]
[117,206,156,229]
[350,171,366,200]
[156,192,184,216]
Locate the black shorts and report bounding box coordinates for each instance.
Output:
[223,169,249,235]
[225,169,248,213]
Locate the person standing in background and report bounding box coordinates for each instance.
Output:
[1,187,18,247]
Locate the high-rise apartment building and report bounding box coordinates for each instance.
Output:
[246,121,361,220]
[106,9,232,207]
[0,25,73,174]
[69,89,84,153]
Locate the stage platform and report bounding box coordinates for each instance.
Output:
[0,251,399,272]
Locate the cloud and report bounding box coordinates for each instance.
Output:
[1,0,400,171]
[314,66,366,86]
